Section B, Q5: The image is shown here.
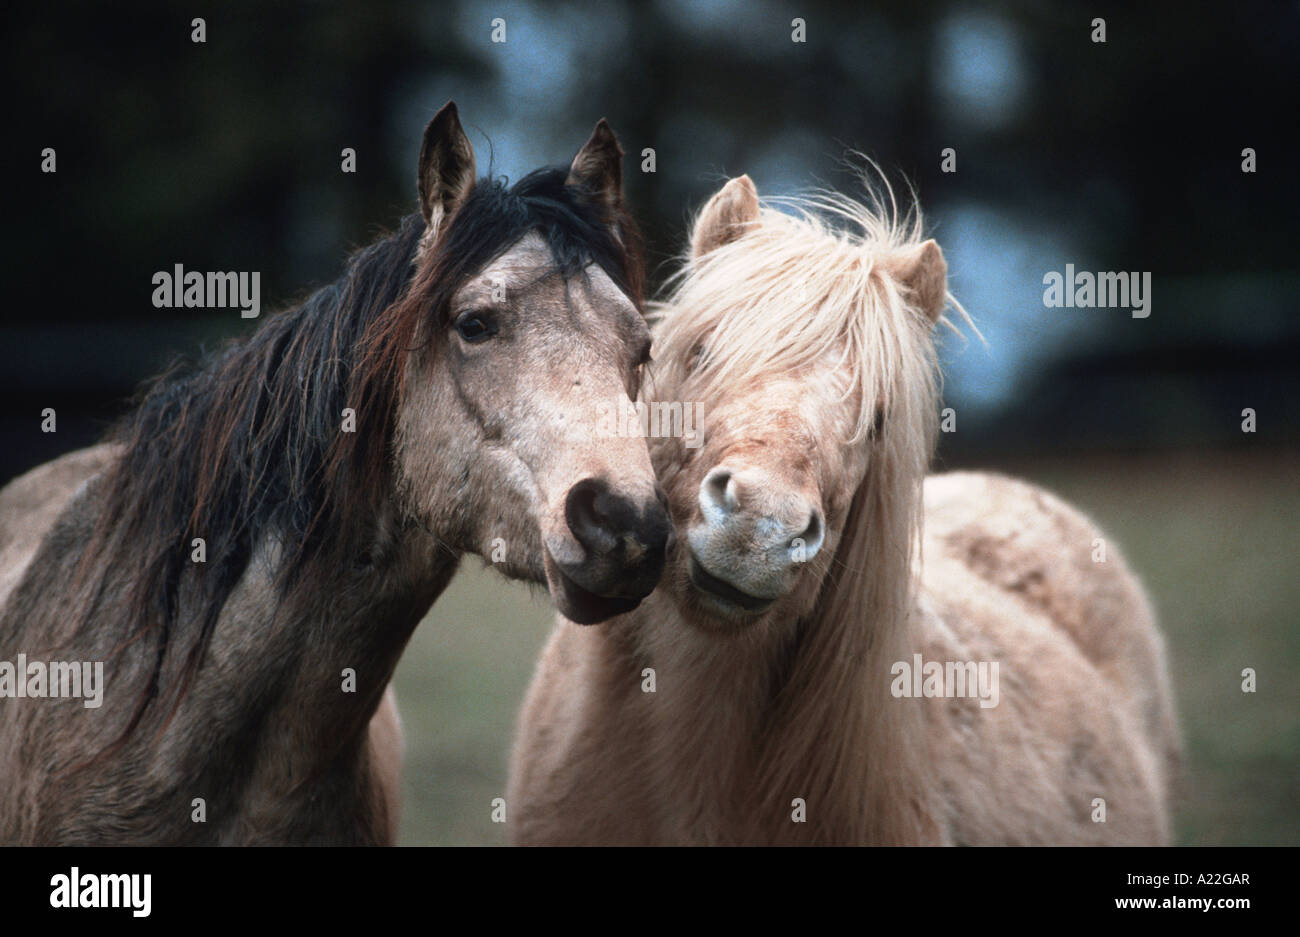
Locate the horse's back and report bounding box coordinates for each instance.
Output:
[0,444,121,615]
[920,470,1181,839]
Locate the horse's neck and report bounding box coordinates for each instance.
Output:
[91,490,458,828]
[633,529,934,844]
[211,517,455,773]
[636,598,782,808]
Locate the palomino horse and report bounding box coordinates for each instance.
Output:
[0,102,671,844]
[508,174,1182,845]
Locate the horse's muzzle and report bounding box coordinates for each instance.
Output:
[544,479,672,624]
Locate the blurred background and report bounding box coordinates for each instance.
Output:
[4,0,1296,844]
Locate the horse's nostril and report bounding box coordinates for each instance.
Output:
[800,510,823,546]
[790,507,825,560]
[566,479,670,570]
[559,478,670,602]
[565,478,618,554]
[701,467,737,515]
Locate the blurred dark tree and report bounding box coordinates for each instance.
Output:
[3,0,1297,481]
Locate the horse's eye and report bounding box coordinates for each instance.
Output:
[455,313,496,344]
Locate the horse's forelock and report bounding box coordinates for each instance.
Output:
[654,187,945,453]
[431,167,643,316]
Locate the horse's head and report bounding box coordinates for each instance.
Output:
[379,104,670,623]
[648,174,948,632]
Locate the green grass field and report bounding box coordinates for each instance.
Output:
[392,448,1300,845]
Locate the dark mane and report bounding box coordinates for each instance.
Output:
[80,165,643,752]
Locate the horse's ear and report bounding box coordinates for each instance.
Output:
[691,175,760,259]
[889,239,947,324]
[418,101,477,235]
[566,119,623,211]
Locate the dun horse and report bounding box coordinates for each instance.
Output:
[509,174,1181,845]
[0,103,671,844]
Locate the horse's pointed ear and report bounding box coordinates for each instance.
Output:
[566,118,624,211]
[890,239,948,324]
[691,175,760,259]
[418,101,477,236]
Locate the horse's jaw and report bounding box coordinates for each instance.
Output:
[542,548,646,625]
